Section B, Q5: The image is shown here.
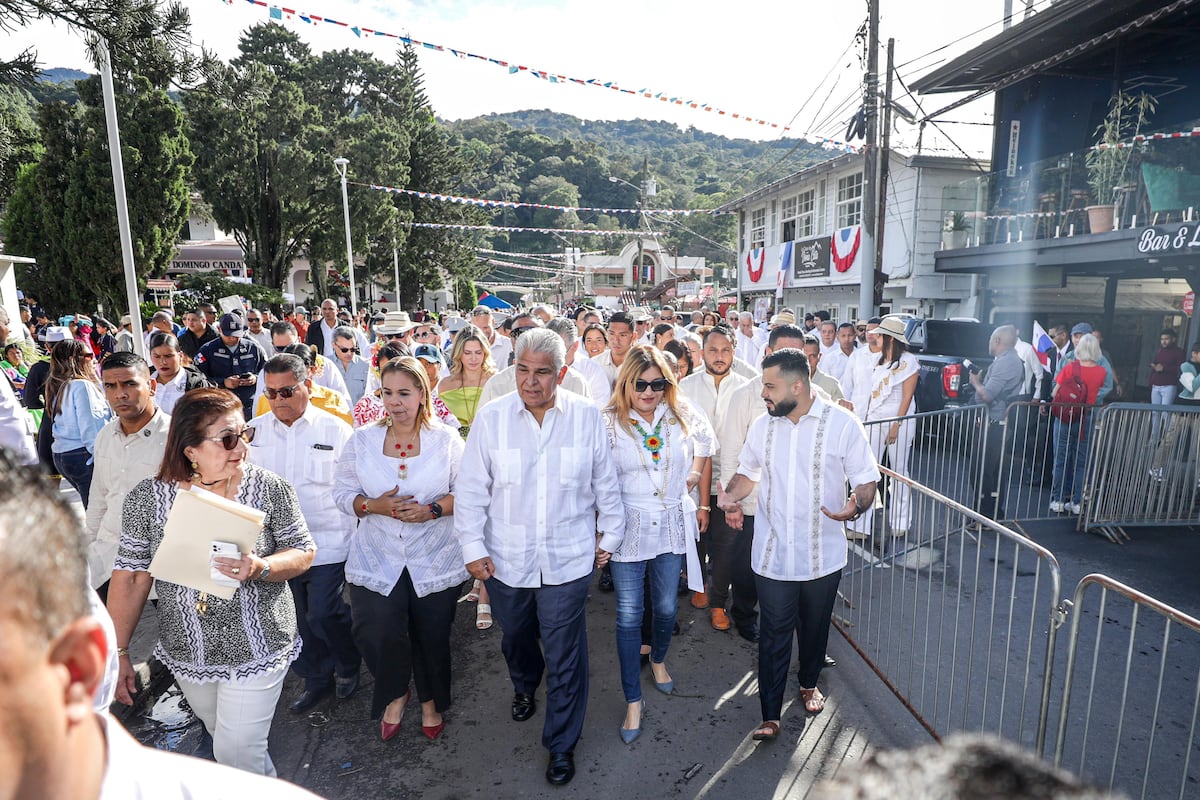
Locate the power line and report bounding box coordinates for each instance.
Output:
[893,0,1059,72]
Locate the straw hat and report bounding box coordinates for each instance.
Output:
[875,315,909,344]
[770,310,796,326]
[374,310,419,335]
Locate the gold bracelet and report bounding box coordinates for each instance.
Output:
[699,505,712,511]
[116,647,130,658]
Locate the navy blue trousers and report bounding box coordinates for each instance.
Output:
[486,572,591,755]
[288,562,361,692]
[755,569,842,722]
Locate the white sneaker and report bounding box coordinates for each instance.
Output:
[1069,502,1082,515]
[1049,501,1065,513]
[1149,467,1164,482]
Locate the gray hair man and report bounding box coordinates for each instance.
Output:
[969,325,1025,523]
[454,327,624,787]
[477,317,593,407]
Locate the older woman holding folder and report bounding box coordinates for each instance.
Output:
[333,356,467,742]
[107,388,315,777]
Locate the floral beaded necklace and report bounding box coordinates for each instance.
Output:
[630,410,671,507]
[632,416,665,464]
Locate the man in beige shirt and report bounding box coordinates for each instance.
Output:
[679,326,750,630]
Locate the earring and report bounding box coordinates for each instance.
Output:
[384,415,393,428]
[190,460,200,478]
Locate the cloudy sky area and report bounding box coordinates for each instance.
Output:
[4,0,1042,158]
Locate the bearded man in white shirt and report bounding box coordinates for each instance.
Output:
[720,348,880,742]
[455,328,625,787]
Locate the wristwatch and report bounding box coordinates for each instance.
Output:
[429,501,444,519]
[259,560,272,581]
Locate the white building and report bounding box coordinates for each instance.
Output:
[720,152,988,322]
[577,240,709,309]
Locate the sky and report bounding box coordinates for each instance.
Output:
[1,0,1046,158]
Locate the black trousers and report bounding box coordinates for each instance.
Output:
[707,502,759,630]
[349,571,460,720]
[486,572,591,755]
[755,569,842,723]
[978,420,1007,519]
[289,562,361,691]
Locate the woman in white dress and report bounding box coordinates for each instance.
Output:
[862,316,919,535]
[603,346,713,743]
[333,357,467,742]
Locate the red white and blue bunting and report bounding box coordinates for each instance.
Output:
[366,183,725,216]
[403,221,659,236]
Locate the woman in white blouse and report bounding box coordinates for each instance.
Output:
[333,357,467,743]
[862,316,920,534]
[603,346,712,744]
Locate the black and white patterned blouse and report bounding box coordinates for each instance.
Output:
[115,464,315,684]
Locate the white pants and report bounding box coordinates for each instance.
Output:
[176,665,287,776]
[847,418,916,535]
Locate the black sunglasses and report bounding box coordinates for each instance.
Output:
[634,378,669,393]
[204,427,255,450]
[511,326,535,337]
[336,345,358,354]
[264,383,303,400]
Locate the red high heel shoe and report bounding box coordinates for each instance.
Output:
[380,690,411,741]
[422,720,445,741]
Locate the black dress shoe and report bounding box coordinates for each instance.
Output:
[546,751,575,785]
[335,672,360,699]
[511,692,537,722]
[598,570,614,592]
[737,625,759,643]
[289,685,332,714]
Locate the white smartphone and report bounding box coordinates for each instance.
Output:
[210,540,241,588]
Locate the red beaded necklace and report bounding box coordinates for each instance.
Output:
[395,441,414,479]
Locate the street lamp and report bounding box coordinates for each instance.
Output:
[333,157,358,316]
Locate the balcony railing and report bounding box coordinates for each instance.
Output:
[940,122,1200,250]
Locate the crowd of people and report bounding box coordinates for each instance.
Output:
[0,293,1186,795]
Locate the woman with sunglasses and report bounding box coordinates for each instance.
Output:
[603,346,712,743]
[108,388,315,776]
[334,357,467,742]
[437,325,498,628]
[46,338,111,506]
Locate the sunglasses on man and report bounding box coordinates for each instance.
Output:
[336,345,359,354]
[203,427,256,450]
[264,383,303,400]
[634,378,669,393]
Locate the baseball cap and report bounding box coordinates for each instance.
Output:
[219,312,247,336]
[294,306,308,315]
[1071,322,1094,336]
[119,314,132,326]
[42,325,71,342]
[413,343,443,364]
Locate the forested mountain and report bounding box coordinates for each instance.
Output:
[446,110,834,274]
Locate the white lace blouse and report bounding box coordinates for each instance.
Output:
[603,400,713,563]
[333,421,468,597]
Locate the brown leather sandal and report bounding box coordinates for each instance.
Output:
[751,721,780,741]
[800,687,826,714]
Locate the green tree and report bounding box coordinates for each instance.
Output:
[3,73,191,312]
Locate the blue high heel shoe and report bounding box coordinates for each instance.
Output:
[619,700,644,744]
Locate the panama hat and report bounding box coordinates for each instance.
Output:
[769,310,796,326]
[374,310,419,335]
[875,315,909,344]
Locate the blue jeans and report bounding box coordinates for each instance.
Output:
[53,447,94,507]
[1051,415,1094,504]
[610,553,683,703]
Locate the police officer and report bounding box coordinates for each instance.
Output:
[194,313,267,419]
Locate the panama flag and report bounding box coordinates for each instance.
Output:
[1032,320,1054,372]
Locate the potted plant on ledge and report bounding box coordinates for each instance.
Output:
[1085,91,1156,233]
[942,211,971,249]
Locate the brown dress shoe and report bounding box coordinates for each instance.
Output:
[690,591,709,610]
[710,608,731,630]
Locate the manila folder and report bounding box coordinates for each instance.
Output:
[148,486,266,600]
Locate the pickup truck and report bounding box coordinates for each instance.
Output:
[903,318,994,413]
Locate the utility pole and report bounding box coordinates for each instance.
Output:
[859,0,880,319]
[636,155,648,305]
[875,37,896,304]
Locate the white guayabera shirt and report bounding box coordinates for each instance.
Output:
[455,390,625,588]
[736,396,880,582]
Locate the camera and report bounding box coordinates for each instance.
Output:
[962,359,982,375]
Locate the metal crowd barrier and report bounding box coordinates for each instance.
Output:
[849,405,989,539]
[1052,574,1200,800]
[835,465,1065,753]
[1079,403,1200,542]
[993,400,1099,527]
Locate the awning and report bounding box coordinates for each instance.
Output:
[477,292,513,310]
